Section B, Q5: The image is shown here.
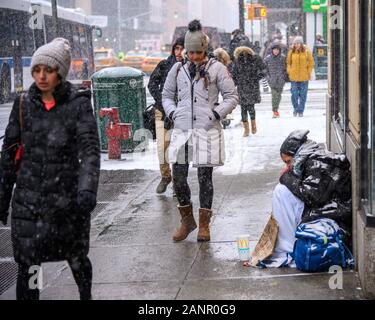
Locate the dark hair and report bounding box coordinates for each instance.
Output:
[172,37,185,55]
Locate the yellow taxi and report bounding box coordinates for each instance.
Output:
[141,51,170,75]
[123,50,148,69]
[94,48,125,71]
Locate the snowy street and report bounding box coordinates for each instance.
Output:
[0,81,363,300]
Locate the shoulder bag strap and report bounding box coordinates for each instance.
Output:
[19,94,24,132]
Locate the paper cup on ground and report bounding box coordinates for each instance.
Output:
[237,234,251,261]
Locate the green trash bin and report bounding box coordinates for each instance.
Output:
[91,67,147,153]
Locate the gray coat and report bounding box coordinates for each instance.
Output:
[162,58,238,167]
[264,53,288,90]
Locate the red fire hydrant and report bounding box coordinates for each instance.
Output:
[99,108,132,160]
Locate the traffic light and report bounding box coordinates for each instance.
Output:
[247,5,254,20]
[247,4,267,20]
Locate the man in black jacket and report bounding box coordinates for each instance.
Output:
[148,37,184,194]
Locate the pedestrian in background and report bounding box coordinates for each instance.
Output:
[254,41,262,55]
[264,42,288,118]
[286,37,314,117]
[213,48,231,67]
[0,38,100,300]
[148,37,185,194]
[228,29,252,60]
[315,33,326,45]
[162,20,238,243]
[232,46,266,137]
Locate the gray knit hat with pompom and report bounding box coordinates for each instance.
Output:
[184,20,209,53]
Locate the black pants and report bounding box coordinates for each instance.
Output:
[16,256,92,300]
[172,144,214,209]
[241,104,256,121]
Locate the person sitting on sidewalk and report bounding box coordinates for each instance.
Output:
[148,37,185,194]
[265,130,352,267]
[162,20,238,242]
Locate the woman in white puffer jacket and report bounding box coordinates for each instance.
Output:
[162,20,238,243]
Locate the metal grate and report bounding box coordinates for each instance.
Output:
[97,184,129,202]
[0,262,18,296]
[0,229,13,258]
[91,202,109,219]
[99,169,154,184]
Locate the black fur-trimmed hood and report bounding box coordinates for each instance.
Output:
[234,46,255,60]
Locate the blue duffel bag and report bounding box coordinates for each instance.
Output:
[292,218,354,272]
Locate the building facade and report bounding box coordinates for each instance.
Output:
[327,0,375,298]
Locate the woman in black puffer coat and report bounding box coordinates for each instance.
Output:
[232,46,266,137]
[0,38,100,300]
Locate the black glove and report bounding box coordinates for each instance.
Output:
[77,190,97,214]
[164,116,174,130]
[0,201,9,225]
[213,110,221,120]
[168,111,175,120]
[0,213,8,225]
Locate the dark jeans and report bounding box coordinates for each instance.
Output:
[16,256,92,300]
[241,104,256,121]
[172,145,214,209]
[291,81,309,114]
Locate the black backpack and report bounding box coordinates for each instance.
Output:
[143,104,156,140]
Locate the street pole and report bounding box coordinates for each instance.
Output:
[51,0,58,38]
[250,0,254,43]
[118,0,122,53]
[314,10,317,47]
[239,0,245,32]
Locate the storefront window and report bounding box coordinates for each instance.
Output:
[331,0,347,134]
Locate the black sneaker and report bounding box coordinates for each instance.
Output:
[298,113,304,117]
[293,111,297,117]
[156,177,172,194]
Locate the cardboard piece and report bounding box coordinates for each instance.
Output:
[250,214,279,267]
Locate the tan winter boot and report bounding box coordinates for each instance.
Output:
[197,208,213,242]
[251,119,257,134]
[173,203,197,242]
[243,121,250,137]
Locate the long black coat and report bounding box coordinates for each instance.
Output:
[232,47,266,106]
[0,82,100,265]
[280,145,352,242]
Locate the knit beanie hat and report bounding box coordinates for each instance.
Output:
[184,20,209,53]
[293,36,304,45]
[280,130,310,156]
[172,36,185,55]
[31,38,71,80]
